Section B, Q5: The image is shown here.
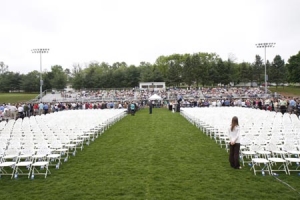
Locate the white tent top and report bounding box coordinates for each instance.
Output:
[148,94,162,100]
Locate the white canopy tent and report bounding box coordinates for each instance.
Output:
[148,94,162,100]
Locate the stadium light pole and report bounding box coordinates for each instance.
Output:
[31,48,49,102]
[255,43,275,94]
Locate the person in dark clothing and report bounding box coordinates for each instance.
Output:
[130,102,136,116]
[228,116,241,169]
[258,99,262,110]
[149,101,153,114]
[296,101,300,117]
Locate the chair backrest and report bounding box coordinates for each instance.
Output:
[4,147,20,157]
[0,141,7,150]
[265,143,277,152]
[20,148,35,157]
[240,136,252,146]
[250,145,261,152]
[50,140,62,149]
[36,147,51,155]
[283,143,296,151]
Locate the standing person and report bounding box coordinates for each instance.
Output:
[130,102,135,116]
[43,103,49,114]
[149,101,153,114]
[38,102,44,115]
[18,103,24,119]
[3,105,10,122]
[296,100,300,118]
[228,116,241,169]
[288,97,296,114]
[23,103,29,117]
[118,102,123,109]
[279,98,287,114]
[33,103,39,116]
[9,104,18,120]
[29,103,33,116]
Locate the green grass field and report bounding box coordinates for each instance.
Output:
[269,86,300,97]
[0,93,38,104]
[1,108,300,200]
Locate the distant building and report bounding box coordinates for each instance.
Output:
[139,82,166,91]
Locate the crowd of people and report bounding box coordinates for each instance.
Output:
[57,87,268,102]
[0,101,127,122]
[176,96,299,112]
[1,86,300,122]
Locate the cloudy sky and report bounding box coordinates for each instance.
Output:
[1,0,300,74]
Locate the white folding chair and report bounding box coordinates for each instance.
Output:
[14,148,35,179]
[251,158,270,176]
[268,157,288,175]
[285,157,300,175]
[240,142,257,167]
[31,161,51,179]
[0,148,19,179]
[267,143,286,158]
[59,135,76,161]
[31,147,51,179]
[48,140,67,169]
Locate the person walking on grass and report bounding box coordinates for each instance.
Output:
[228,116,241,169]
[130,102,136,116]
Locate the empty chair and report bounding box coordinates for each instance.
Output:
[0,147,19,179]
[251,157,270,176]
[48,140,67,169]
[13,148,35,179]
[31,147,51,179]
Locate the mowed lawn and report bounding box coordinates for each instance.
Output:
[269,86,300,97]
[1,108,300,200]
[0,93,38,104]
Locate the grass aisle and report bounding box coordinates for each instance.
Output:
[1,108,299,199]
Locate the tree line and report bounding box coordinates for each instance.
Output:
[0,51,300,93]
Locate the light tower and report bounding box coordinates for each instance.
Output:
[31,48,49,102]
[255,43,275,94]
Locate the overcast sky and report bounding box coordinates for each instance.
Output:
[1,0,300,74]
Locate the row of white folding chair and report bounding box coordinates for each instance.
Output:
[250,147,300,175]
[2,109,124,148]
[180,108,300,176]
[0,146,54,179]
[241,142,299,160]
[1,109,126,179]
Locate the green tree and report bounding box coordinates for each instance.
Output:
[50,65,68,90]
[238,62,251,86]
[0,62,9,74]
[83,64,101,89]
[155,56,169,80]
[216,58,230,85]
[139,62,153,82]
[252,55,264,86]
[71,64,84,90]
[197,53,210,87]
[0,71,21,92]
[202,53,219,87]
[182,55,194,87]
[20,70,40,92]
[191,53,201,87]
[286,51,300,83]
[124,65,140,87]
[167,60,182,87]
[166,54,184,87]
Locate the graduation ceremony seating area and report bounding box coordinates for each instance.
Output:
[181,107,300,176]
[0,109,126,179]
